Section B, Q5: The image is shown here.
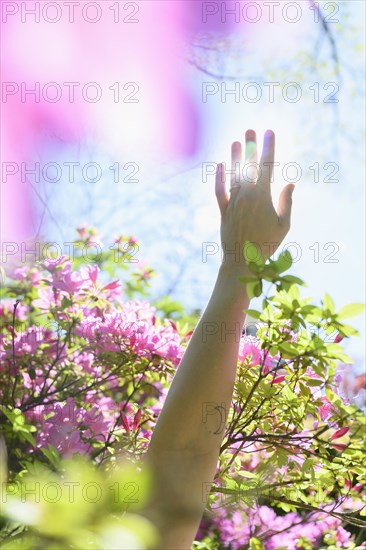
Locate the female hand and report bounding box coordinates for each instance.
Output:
[215,129,295,270]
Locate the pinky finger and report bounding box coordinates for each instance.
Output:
[215,163,229,215]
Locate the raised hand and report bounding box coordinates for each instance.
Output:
[215,129,295,269]
[144,130,295,550]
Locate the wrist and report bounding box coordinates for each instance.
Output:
[218,261,252,280]
[220,241,266,272]
[216,263,251,300]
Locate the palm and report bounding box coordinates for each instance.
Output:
[215,129,295,264]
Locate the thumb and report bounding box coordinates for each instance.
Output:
[277,184,295,226]
[215,163,229,215]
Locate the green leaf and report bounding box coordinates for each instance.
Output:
[61,296,73,308]
[244,309,262,319]
[278,342,298,357]
[281,275,305,286]
[246,281,263,299]
[1,536,42,549]
[337,323,358,337]
[323,293,335,315]
[324,344,354,363]
[288,284,300,302]
[20,431,36,447]
[299,382,311,397]
[276,449,289,467]
[40,445,60,468]
[338,303,366,319]
[302,458,314,473]
[153,296,184,317]
[260,266,278,282]
[249,537,265,550]
[303,377,324,386]
[247,262,261,275]
[237,470,257,479]
[325,388,343,408]
[275,250,293,273]
[244,241,264,268]
[239,275,258,284]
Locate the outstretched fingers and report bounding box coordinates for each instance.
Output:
[216,130,291,220]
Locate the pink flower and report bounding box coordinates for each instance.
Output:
[37,398,90,456]
[77,225,88,240]
[344,478,352,489]
[0,299,28,321]
[33,286,60,310]
[76,226,102,247]
[102,280,121,292]
[238,342,262,365]
[238,340,277,373]
[9,327,55,357]
[133,409,142,431]
[12,266,29,280]
[331,426,350,440]
[86,264,99,285]
[318,396,336,421]
[40,257,85,295]
[43,255,71,274]
[52,270,84,294]
[101,279,123,301]
[73,352,95,374]
[272,374,286,384]
[47,423,89,456]
[83,405,113,442]
[332,443,348,452]
[120,411,130,434]
[12,266,42,284]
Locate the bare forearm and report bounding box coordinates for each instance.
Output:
[148,265,249,454]
[142,129,294,549]
[144,265,249,548]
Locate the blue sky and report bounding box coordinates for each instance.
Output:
[40,1,365,367]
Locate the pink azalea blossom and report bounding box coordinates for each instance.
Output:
[43,255,71,274]
[32,286,60,309]
[331,426,350,440]
[12,266,42,284]
[86,264,99,285]
[37,398,90,456]
[319,396,336,421]
[0,299,29,321]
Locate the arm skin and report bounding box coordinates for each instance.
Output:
[143,130,295,549]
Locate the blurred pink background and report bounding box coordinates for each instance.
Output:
[1,1,244,247]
